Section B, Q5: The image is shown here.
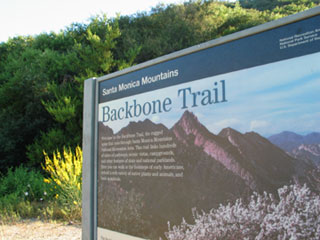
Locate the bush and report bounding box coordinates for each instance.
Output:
[165,184,320,240]
[0,166,52,203]
[26,128,69,168]
[0,166,53,221]
[0,147,83,223]
[43,146,82,221]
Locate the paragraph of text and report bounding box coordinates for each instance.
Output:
[99,130,184,181]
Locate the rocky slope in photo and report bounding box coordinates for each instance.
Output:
[269,131,320,166]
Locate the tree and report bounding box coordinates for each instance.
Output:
[0,44,55,171]
[27,15,140,167]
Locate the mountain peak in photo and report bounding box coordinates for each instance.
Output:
[118,118,167,134]
[174,110,203,135]
[172,111,303,192]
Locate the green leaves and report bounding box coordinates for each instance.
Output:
[42,82,79,123]
[23,15,138,168]
[74,15,122,77]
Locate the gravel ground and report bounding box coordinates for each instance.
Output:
[0,220,81,240]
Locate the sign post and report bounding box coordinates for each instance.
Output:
[82,78,96,240]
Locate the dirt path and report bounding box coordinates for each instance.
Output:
[0,220,81,240]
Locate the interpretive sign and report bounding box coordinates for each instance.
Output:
[82,7,320,240]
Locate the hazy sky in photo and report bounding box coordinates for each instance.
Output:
[0,0,184,43]
[99,52,320,136]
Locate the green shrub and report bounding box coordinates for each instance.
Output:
[26,128,69,168]
[0,166,53,202]
[0,166,53,222]
[0,150,83,223]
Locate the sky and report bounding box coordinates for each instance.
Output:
[0,0,185,43]
[99,52,320,136]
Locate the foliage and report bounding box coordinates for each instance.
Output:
[239,0,320,15]
[0,33,81,170]
[0,156,84,222]
[0,166,52,202]
[26,16,138,168]
[0,166,53,221]
[27,80,83,167]
[165,184,320,240]
[0,45,55,171]
[271,0,319,15]
[42,146,83,221]
[26,129,69,167]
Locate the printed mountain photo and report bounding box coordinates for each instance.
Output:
[97,51,320,239]
[97,110,320,239]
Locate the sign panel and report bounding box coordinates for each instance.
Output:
[93,9,320,240]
